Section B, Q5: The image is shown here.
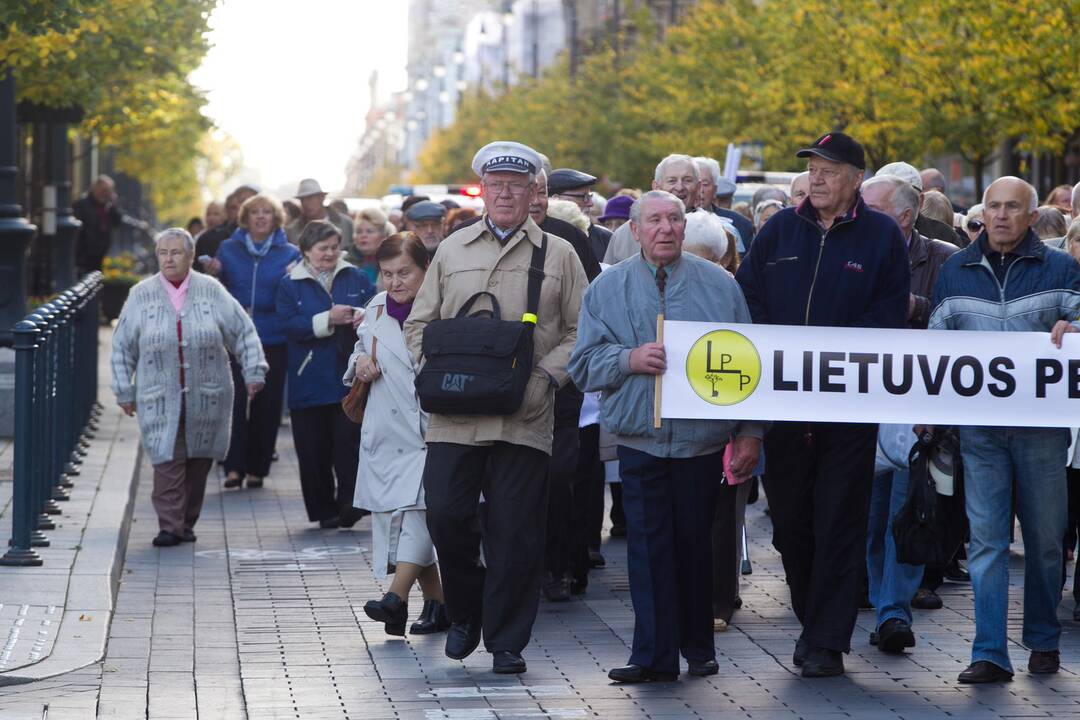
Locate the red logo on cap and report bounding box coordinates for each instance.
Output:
[818,134,832,146]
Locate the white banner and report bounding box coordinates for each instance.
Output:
[660,321,1080,427]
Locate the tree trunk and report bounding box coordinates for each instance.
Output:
[973,155,985,200]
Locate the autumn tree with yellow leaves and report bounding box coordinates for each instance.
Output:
[0,0,218,223]
[413,0,1080,197]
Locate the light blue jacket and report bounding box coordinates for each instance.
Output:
[569,252,765,459]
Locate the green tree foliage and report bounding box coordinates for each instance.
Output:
[413,0,1080,194]
[1,0,216,223]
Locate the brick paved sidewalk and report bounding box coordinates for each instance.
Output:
[3,415,1080,719]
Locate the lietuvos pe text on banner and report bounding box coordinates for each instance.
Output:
[660,321,1080,428]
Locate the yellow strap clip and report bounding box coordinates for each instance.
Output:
[521,312,538,325]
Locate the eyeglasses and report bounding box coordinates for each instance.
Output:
[482,180,531,197]
[558,192,592,201]
[967,221,984,232]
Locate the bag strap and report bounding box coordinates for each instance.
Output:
[369,305,382,364]
[523,233,548,326]
[456,291,502,319]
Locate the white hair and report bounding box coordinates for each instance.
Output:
[753,199,785,227]
[630,190,685,224]
[1072,181,1080,216]
[155,227,195,255]
[654,154,699,184]
[964,203,984,229]
[693,157,721,185]
[546,198,590,234]
[862,174,920,218]
[683,211,730,260]
[982,176,1038,212]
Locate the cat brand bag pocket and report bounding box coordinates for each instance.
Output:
[415,235,546,416]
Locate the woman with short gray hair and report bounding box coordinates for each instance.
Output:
[112,229,267,547]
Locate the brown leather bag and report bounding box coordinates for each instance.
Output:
[341,306,381,424]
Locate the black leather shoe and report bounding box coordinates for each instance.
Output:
[801,648,844,678]
[588,550,606,568]
[944,559,970,583]
[1073,603,1080,622]
[363,592,407,636]
[444,620,482,660]
[223,475,242,489]
[687,659,719,677]
[492,651,527,674]
[1028,650,1060,674]
[152,531,182,547]
[877,618,916,653]
[911,588,943,610]
[793,638,810,667]
[246,476,263,489]
[609,524,627,538]
[409,600,450,634]
[181,529,196,543]
[570,576,588,596]
[338,508,369,529]
[957,661,1013,683]
[542,573,571,602]
[319,516,340,529]
[607,664,678,683]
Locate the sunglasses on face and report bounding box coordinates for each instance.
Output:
[968,221,984,232]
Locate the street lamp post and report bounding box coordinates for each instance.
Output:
[0,71,36,346]
[48,119,82,291]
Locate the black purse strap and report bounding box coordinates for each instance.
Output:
[523,233,548,326]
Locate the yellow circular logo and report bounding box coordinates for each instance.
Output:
[686,330,761,406]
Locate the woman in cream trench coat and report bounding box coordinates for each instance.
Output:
[344,231,448,637]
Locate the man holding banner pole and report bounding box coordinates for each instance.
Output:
[570,190,764,683]
[929,176,1080,684]
[735,132,909,677]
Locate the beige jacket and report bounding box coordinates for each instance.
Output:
[404,216,588,454]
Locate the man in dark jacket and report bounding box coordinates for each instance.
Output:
[73,175,144,274]
[695,157,756,254]
[859,174,958,656]
[548,168,613,263]
[736,132,909,678]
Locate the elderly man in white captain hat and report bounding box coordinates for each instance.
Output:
[404,140,589,675]
[875,161,962,247]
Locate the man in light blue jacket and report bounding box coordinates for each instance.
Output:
[569,190,764,683]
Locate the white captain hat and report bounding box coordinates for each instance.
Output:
[471,141,543,178]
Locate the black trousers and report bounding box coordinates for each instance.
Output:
[546,425,598,582]
[290,403,360,522]
[763,421,877,653]
[618,446,721,672]
[224,343,287,479]
[1063,467,1080,602]
[423,441,550,654]
[711,481,745,622]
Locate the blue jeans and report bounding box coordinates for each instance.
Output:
[960,426,1068,673]
[866,470,924,629]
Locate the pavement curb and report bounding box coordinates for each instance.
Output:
[0,404,142,686]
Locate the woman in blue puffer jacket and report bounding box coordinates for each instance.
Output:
[213,194,300,490]
[276,220,375,528]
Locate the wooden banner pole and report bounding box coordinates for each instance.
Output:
[654,313,664,429]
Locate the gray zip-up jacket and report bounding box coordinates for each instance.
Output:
[569,252,764,459]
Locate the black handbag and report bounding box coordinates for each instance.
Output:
[414,235,547,415]
[892,431,946,566]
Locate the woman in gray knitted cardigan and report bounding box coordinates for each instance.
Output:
[111,228,267,547]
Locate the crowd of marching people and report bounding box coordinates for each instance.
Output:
[110,131,1080,686]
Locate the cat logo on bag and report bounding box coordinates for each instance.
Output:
[440,373,474,393]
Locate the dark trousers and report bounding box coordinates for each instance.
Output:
[618,445,721,673]
[224,343,287,479]
[423,441,550,654]
[1064,467,1080,603]
[763,421,877,653]
[711,481,744,622]
[290,403,360,522]
[546,425,597,581]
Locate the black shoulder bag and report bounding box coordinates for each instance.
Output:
[415,234,547,415]
[891,431,946,566]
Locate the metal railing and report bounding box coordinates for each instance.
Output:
[1,272,103,566]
